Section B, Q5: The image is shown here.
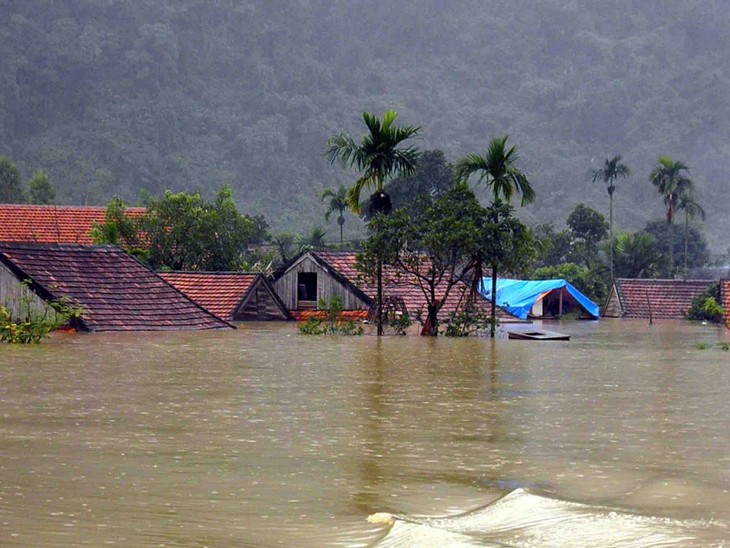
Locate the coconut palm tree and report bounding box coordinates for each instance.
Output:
[649,156,694,276]
[454,135,535,338]
[677,192,706,278]
[327,110,421,336]
[591,155,630,281]
[321,185,348,243]
[326,110,421,215]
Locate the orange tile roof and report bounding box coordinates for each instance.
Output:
[312,251,514,321]
[0,204,146,244]
[613,278,715,319]
[0,242,232,332]
[159,272,259,320]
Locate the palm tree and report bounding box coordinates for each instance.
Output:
[327,110,421,336]
[591,155,630,282]
[610,232,662,279]
[321,185,348,243]
[326,110,421,214]
[677,193,706,278]
[454,135,535,338]
[649,156,694,276]
[299,225,327,251]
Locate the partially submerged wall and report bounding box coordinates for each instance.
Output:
[0,263,54,320]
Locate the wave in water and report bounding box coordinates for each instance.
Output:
[368,488,726,547]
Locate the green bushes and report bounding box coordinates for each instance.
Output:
[0,283,82,344]
[298,297,363,336]
[685,283,725,323]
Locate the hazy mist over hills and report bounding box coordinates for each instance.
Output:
[1,0,728,252]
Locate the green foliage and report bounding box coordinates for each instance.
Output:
[321,185,349,243]
[686,283,725,323]
[694,342,710,350]
[327,109,421,214]
[718,342,730,351]
[566,203,608,267]
[443,307,492,337]
[91,197,148,261]
[642,220,710,275]
[454,135,535,206]
[0,156,24,204]
[26,170,56,204]
[0,282,82,344]
[359,183,492,336]
[142,186,257,271]
[362,150,455,219]
[606,232,664,279]
[298,296,363,335]
[532,223,572,267]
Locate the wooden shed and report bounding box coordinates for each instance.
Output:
[271,251,518,323]
[159,272,289,321]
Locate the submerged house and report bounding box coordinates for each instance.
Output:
[271,250,518,323]
[479,278,600,320]
[159,272,289,321]
[0,204,145,244]
[603,278,714,319]
[0,242,232,332]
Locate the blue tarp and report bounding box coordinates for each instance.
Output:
[480,278,600,320]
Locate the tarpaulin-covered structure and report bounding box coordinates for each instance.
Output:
[480,278,600,320]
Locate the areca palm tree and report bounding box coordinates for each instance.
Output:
[326,110,421,214]
[649,156,694,276]
[677,193,706,278]
[321,185,348,243]
[454,135,536,206]
[327,110,421,336]
[454,135,535,338]
[591,155,630,281]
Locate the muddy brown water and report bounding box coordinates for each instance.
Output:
[0,320,728,546]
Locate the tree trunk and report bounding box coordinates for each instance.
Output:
[609,189,614,283]
[684,213,689,279]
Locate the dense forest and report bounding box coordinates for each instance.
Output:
[1,0,728,253]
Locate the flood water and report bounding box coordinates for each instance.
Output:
[0,320,728,546]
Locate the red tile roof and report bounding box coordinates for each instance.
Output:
[159,272,264,320]
[612,278,714,319]
[312,251,515,321]
[0,243,232,332]
[0,204,145,244]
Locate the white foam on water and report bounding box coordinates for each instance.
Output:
[370,489,726,547]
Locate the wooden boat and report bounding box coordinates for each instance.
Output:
[507,330,570,341]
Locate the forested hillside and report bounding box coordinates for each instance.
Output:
[1,0,728,252]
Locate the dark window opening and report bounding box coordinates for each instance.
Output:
[297,272,317,305]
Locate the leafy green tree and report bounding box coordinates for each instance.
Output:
[642,219,709,275]
[272,232,299,264]
[90,197,148,261]
[481,202,536,337]
[327,109,421,336]
[326,109,421,214]
[532,223,572,267]
[142,186,256,271]
[359,183,488,336]
[591,155,630,280]
[649,156,694,275]
[455,136,536,336]
[0,156,24,204]
[26,170,56,205]
[677,193,706,278]
[321,185,349,243]
[362,149,455,218]
[607,232,664,279]
[566,203,608,268]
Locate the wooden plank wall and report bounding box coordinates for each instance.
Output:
[0,263,53,319]
[235,281,288,321]
[272,256,369,310]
